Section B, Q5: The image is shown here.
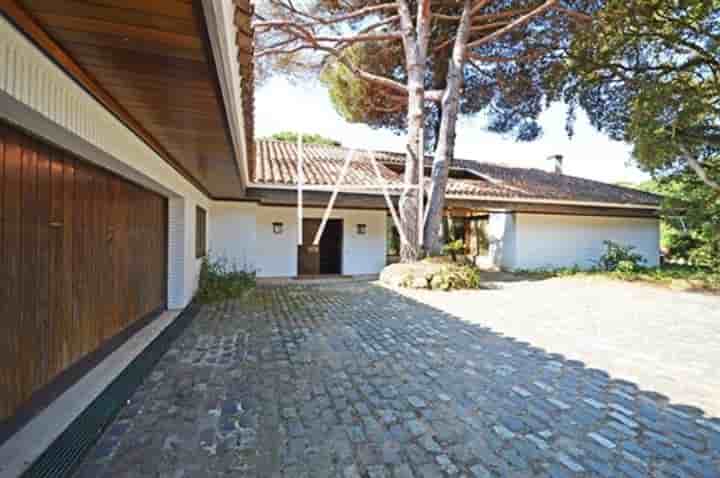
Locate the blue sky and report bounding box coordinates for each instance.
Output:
[255,76,650,184]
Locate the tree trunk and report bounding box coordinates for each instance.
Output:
[399,82,423,262]
[397,0,430,262]
[424,0,473,254]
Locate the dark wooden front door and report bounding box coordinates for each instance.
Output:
[298,219,343,276]
[0,123,168,423]
[319,220,343,274]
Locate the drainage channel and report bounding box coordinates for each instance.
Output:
[22,304,200,478]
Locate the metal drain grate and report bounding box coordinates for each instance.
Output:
[22,304,200,478]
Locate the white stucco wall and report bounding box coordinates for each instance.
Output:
[487,212,517,269]
[210,204,387,277]
[209,202,259,271]
[512,214,660,270]
[0,16,212,308]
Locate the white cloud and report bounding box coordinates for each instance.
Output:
[255,76,650,185]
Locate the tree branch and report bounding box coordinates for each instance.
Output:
[314,32,403,44]
[317,3,399,24]
[263,0,398,26]
[686,154,720,191]
[552,6,592,23]
[469,0,492,17]
[466,0,559,49]
[468,49,546,63]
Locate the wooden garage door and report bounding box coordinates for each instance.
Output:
[0,123,167,422]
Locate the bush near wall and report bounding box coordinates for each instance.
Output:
[515,240,720,294]
[196,255,256,304]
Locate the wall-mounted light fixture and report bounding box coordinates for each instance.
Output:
[272,222,283,234]
[356,223,367,235]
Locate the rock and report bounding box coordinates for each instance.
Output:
[379,260,449,289]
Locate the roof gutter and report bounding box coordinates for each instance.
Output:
[247,184,660,209]
[201,0,250,189]
[445,194,661,210]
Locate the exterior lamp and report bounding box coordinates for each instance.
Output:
[272,222,283,234]
[357,224,367,235]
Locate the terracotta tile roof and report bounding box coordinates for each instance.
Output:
[234,0,255,166]
[253,140,662,206]
[254,141,402,186]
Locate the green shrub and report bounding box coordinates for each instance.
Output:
[196,255,256,304]
[597,240,646,271]
[441,239,465,262]
[615,259,639,274]
[428,265,483,290]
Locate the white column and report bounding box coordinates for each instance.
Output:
[167,197,188,309]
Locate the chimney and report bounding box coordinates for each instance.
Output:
[547,154,563,174]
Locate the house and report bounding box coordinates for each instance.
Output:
[211,140,661,277]
[0,0,660,467]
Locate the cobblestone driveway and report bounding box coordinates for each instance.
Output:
[77,281,720,478]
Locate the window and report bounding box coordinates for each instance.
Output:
[196,206,207,258]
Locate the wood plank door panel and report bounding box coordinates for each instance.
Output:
[0,122,168,423]
[298,219,320,276]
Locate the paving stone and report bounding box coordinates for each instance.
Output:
[555,452,585,473]
[347,426,366,443]
[547,398,571,411]
[392,464,415,478]
[512,386,532,398]
[72,282,720,478]
[582,398,607,410]
[608,411,639,428]
[588,432,616,449]
[609,403,635,416]
[526,434,549,451]
[343,464,362,478]
[418,434,443,453]
[469,463,492,478]
[408,396,427,408]
[493,424,516,440]
[367,465,388,478]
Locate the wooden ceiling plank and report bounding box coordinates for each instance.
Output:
[46,27,205,61]
[34,12,202,50]
[0,0,214,196]
[79,0,194,20]
[59,43,212,81]
[21,0,197,35]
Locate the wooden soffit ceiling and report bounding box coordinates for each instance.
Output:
[3,0,252,199]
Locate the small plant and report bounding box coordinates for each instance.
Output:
[399,273,416,288]
[597,240,646,271]
[429,264,483,290]
[615,259,638,274]
[441,239,465,262]
[196,255,256,304]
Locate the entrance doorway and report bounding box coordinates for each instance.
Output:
[298,219,343,276]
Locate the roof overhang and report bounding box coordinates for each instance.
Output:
[201,0,251,192]
[1,0,254,200]
[247,183,661,211]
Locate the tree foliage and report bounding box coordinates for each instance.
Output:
[557,0,720,269]
[642,172,720,270]
[560,0,720,191]
[261,131,342,146]
[318,1,602,149]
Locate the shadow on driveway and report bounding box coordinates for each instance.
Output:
[75,282,720,478]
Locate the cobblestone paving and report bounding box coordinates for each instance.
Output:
[76,283,720,477]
